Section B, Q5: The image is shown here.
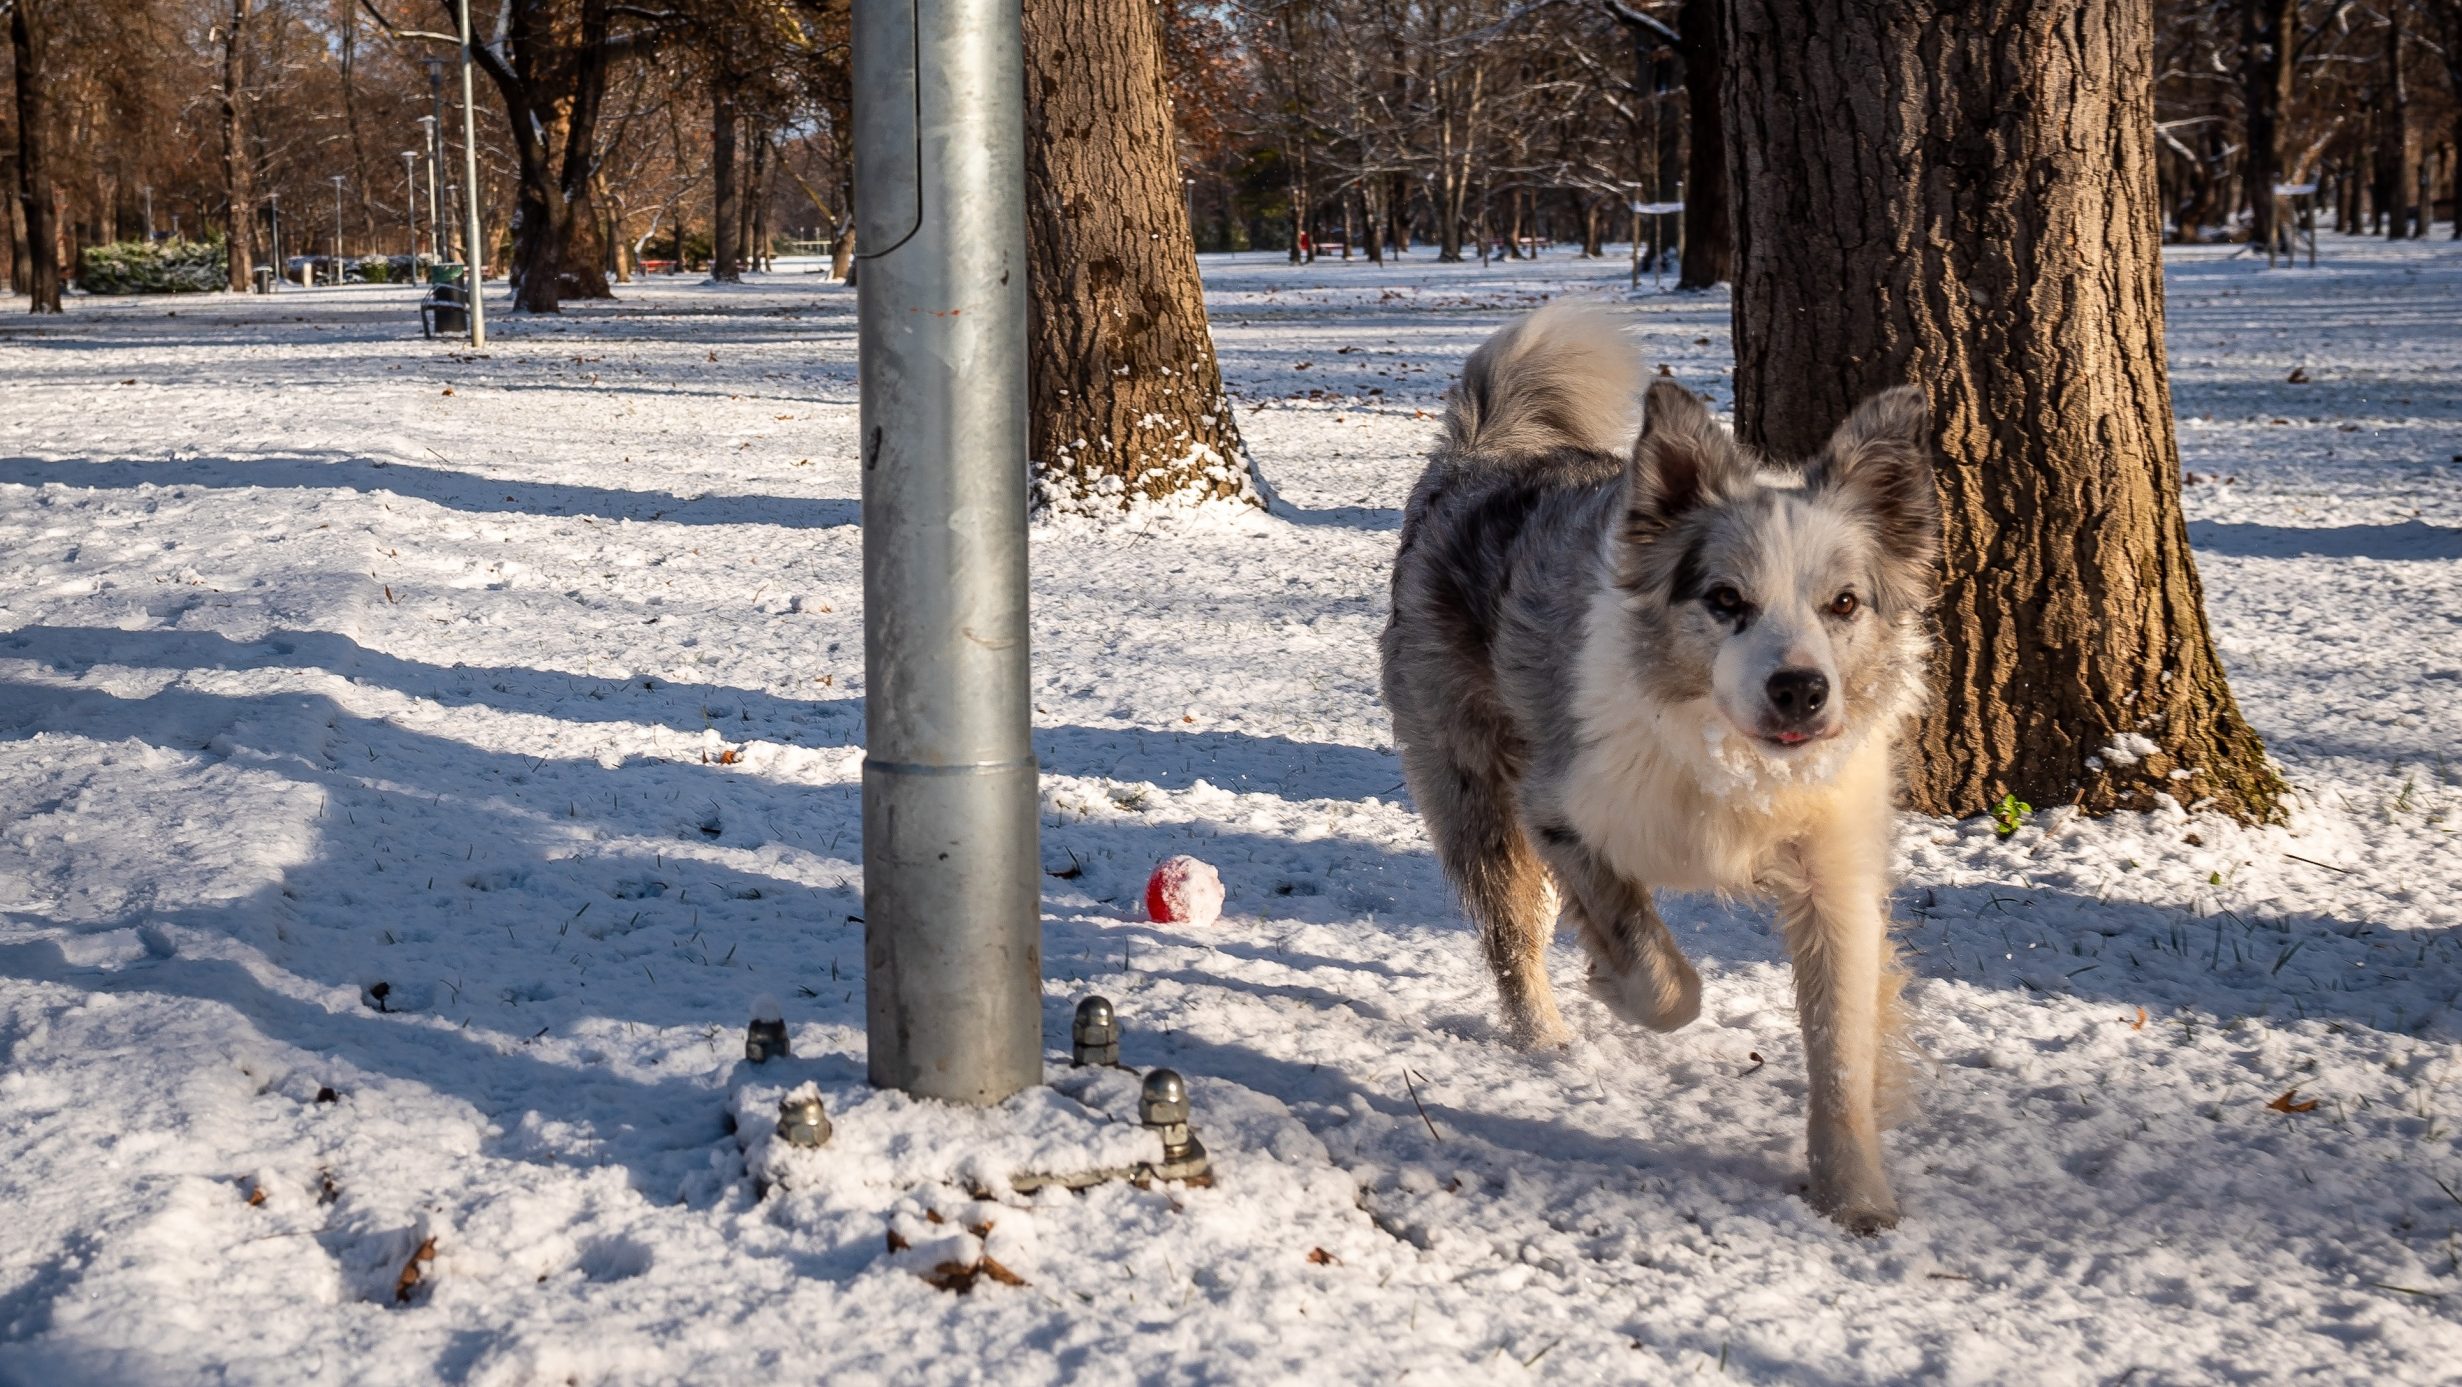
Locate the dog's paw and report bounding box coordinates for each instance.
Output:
[1507,1013,1573,1052]
[1808,1175,1899,1236]
[1827,1197,1900,1237]
[1585,958,1701,1032]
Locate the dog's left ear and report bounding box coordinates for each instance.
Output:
[1810,386,1940,580]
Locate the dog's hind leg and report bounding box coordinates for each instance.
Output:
[1530,833,1700,1032]
[1765,837,1906,1235]
[1405,748,1567,1049]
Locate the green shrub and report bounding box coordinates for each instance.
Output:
[76,237,228,295]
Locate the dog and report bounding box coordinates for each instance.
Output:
[1379,304,1939,1233]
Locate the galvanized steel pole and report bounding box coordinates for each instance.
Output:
[455,0,486,347]
[853,0,1039,1104]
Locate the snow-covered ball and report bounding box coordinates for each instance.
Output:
[1145,855,1225,927]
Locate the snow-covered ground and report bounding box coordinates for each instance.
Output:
[1,236,2458,1384]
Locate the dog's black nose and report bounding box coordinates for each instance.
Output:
[1766,668,1830,723]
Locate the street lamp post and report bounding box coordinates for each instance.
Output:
[268,191,284,288]
[142,185,155,242]
[417,114,444,261]
[329,175,348,263]
[853,0,1039,1106]
[402,150,421,264]
[454,0,486,347]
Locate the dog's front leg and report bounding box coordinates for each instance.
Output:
[1769,840,1900,1234]
[1531,834,1700,1032]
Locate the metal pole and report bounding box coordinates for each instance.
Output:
[269,193,283,288]
[143,186,154,241]
[419,115,443,260]
[457,0,487,347]
[330,175,347,261]
[403,151,420,261]
[854,0,1038,1104]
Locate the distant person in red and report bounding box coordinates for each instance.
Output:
[1298,231,1313,261]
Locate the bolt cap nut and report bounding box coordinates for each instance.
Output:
[1140,1068,1190,1127]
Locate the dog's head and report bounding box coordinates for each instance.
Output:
[1614,379,1939,765]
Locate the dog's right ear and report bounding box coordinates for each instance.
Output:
[1625,378,1742,540]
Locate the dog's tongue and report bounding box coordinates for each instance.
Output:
[1774,730,1811,746]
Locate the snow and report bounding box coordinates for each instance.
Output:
[3,236,2460,1382]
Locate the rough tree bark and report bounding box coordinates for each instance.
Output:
[1676,0,1728,287]
[2241,0,2293,251]
[2438,2,2462,239]
[2,149,31,294]
[7,1,58,311]
[2377,14,2410,240]
[461,0,619,311]
[1022,0,1254,511]
[220,0,255,294]
[1724,0,2283,823]
[710,67,739,282]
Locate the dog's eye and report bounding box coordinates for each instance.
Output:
[1829,591,1859,618]
[1704,585,1745,615]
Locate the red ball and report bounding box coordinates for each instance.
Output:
[1144,855,1225,926]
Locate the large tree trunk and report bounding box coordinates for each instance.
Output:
[1725,0,2283,823]
[1676,0,1729,287]
[1022,0,1254,511]
[830,219,855,281]
[469,0,620,312]
[710,69,740,282]
[220,0,255,294]
[2378,15,2410,240]
[8,4,59,312]
[3,150,32,294]
[2240,0,2293,252]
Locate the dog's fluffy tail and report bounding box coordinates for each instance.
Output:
[1442,303,1641,459]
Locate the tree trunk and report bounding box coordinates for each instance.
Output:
[830,219,855,281]
[744,132,769,271]
[219,0,254,294]
[470,0,620,312]
[1023,0,1254,512]
[2,149,30,293]
[2379,16,2410,240]
[1677,0,1730,287]
[2241,0,2293,251]
[710,70,740,282]
[1725,0,2283,824]
[7,6,58,311]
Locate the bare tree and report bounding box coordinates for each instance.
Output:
[1023,0,1253,510]
[1726,0,2283,823]
[7,0,59,311]
[219,0,256,291]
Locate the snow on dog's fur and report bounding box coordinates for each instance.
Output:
[1380,304,1940,1233]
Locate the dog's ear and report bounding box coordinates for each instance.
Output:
[1625,378,1745,539]
[1811,386,1940,580]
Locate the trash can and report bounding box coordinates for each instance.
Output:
[428,262,467,289]
[251,266,274,294]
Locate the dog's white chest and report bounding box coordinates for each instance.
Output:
[1561,720,1766,893]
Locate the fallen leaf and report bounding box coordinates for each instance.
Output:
[440,387,454,396]
[2129,1007,2147,1031]
[1308,1247,1340,1266]
[885,1227,911,1253]
[246,1185,267,1207]
[2286,366,2310,383]
[2267,1089,2319,1114]
[394,1235,436,1303]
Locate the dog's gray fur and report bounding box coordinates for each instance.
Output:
[1381,303,1940,1232]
